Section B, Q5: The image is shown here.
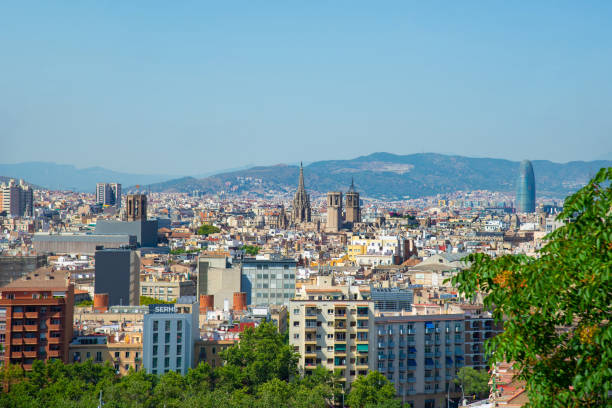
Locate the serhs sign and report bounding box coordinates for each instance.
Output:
[149,304,176,314]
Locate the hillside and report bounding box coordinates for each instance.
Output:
[141,153,612,199]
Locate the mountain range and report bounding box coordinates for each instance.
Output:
[141,153,610,199]
[1,154,609,199]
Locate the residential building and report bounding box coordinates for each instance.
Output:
[94,248,140,306]
[69,333,143,375]
[290,280,375,386]
[140,276,196,303]
[0,179,33,217]
[96,183,121,208]
[0,267,74,369]
[241,256,297,306]
[143,297,199,375]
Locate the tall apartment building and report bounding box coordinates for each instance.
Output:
[290,278,375,386]
[94,248,140,306]
[0,179,33,217]
[96,182,122,208]
[0,267,74,370]
[143,297,199,375]
[241,256,296,306]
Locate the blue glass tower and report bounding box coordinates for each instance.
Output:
[516,160,536,213]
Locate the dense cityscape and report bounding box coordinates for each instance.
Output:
[1,157,607,408]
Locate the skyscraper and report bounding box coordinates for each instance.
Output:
[0,179,33,217]
[96,183,122,208]
[292,163,311,224]
[516,160,536,213]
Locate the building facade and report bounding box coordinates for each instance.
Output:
[241,257,297,306]
[345,179,360,224]
[0,268,74,370]
[69,333,143,375]
[197,256,241,310]
[290,285,375,386]
[143,298,199,375]
[96,183,122,208]
[0,179,33,217]
[516,160,536,213]
[326,191,343,232]
[94,248,140,306]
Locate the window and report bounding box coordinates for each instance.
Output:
[293,321,300,326]
[95,352,102,362]
[153,321,158,331]
[164,357,170,368]
[293,309,300,314]
[177,345,182,354]
[177,321,182,331]
[153,345,158,356]
[177,333,182,344]
[165,333,170,343]
[153,333,158,344]
[153,359,158,368]
[165,345,170,355]
[176,357,182,367]
[165,321,171,331]
[294,334,299,339]
[115,352,120,358]
[125,352,130,358]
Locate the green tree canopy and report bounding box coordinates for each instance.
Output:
[139,296,175,305]
[451,167,612,407]
[198,224,221,235]
[345,371,399,408]
[241,245,260,256]
[453,366,490,400]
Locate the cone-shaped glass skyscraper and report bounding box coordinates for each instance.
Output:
[516,160,536,213]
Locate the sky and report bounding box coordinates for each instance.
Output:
[1,1,611,175]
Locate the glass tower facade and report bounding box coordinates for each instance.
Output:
[516,160,536,213]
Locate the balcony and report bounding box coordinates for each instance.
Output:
[446,374,453,381]
[24,338,37,345]
[48,350,61,358]
[11,351,22,359]
[407,339,416,346]
[11,325,24,332]
[425,389,436,394]
[356,325,369,331]
[407,377,416,383]
[304,351,317,358]
[24,325,38,332]
[304,364,317,370]
[424,375,434,382]
[25,312,38,319]
[434,352,441,357]
[48,337,61,344]
[49,312,63,319]
[11,338,23,346]
[304,338,317,344]
[424,352,433,358]
[23,351,37,358]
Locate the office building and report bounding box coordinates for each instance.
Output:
[345,178,360,224]
[0,267,74,369]
[516,160,536,213]
[143,297,199,375]
[140,277,196,303]
[326,191,343,232]
[290,281,375,386]
[96,183,122,208]
[94,248,140,306]
[0,179,33,217]
[241,256,297,306]
[197,255,241,310]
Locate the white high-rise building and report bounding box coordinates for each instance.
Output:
[96,182,122,208]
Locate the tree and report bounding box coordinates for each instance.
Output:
[198,224,221,235]
[345,371,399,408]
[218,321,299,392]
[139,296,175,305]
[241,245,260,256]
[453,367,489,400]
[451,167,612,407]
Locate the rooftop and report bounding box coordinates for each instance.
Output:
[0,267,71,291]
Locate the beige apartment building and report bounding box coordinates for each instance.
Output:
[140,276,196,302]
[69,332,143,376]
[290,277,375,386]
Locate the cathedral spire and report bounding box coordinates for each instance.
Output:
[298,162,306,192]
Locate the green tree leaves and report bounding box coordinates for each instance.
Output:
[451,167,612,407]
[197,224,221,235]
[345,371,399,408]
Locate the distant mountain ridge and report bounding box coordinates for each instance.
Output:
[0,162,175,192]
[141,153,612,199]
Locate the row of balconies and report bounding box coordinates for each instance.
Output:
[10,324,62,332]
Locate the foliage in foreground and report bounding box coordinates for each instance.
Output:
[453,367,489,400]
[0,322,399,408]
[452,167,612,407]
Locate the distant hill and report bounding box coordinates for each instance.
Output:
[0,162,176,192]
[141,153,612,199]
[0,176,45,190]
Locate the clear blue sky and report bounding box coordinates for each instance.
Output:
[1,1,611,175]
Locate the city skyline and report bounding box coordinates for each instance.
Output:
[2,2,612,174]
